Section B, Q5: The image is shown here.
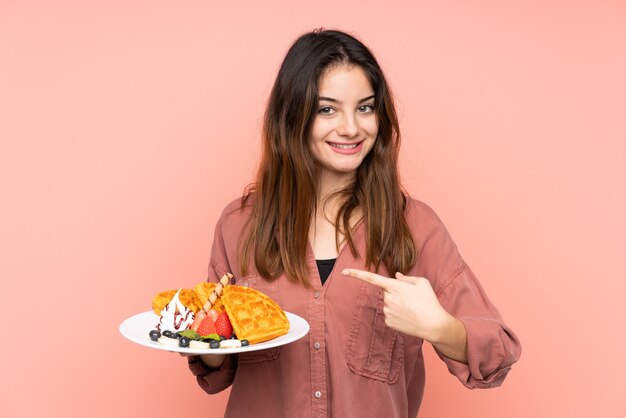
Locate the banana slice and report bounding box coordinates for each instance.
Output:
[219,339,242,349]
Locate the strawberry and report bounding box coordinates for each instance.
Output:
[214,312,233,338]
[196,315,217,336]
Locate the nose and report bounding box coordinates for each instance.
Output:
[337,113,359,138]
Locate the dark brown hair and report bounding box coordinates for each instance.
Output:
[240,29,416,285]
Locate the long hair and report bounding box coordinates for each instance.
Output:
[240,29,416,286]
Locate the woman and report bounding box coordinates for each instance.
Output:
[186,29,521,417]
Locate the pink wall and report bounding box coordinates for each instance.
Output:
[1,1,625,417]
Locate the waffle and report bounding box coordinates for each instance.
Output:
[222,285,290,344]
[152,288,202,314]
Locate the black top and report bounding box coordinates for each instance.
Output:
[316,258,337,285]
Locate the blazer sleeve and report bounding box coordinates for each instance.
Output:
[187,212,238,394]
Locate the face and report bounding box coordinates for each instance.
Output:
[309,64,378,182]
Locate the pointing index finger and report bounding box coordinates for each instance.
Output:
[342,268,393,290]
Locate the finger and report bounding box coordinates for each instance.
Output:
[395,272,420,284]
[342,268,393,290]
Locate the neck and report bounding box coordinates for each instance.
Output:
[309,170,354,259]
[317,169,354,208]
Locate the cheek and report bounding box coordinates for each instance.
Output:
[310,121,333,146]
[309,121,322,143]
[365,122,379,151]
[367,118,379,137]
[308,126,326,158]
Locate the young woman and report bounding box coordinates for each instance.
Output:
[186,29,521,417]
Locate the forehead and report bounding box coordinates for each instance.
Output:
[317,64,374,95]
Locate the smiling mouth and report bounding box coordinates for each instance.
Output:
[327,141,362,150]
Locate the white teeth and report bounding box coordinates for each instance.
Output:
[329,142,358,149]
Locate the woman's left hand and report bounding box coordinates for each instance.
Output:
[342,268,468,363]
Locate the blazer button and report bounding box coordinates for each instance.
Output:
[314,290,320,298]
[314,390,322,398]
[313,341,321,349]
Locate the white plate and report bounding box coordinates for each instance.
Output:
[119,311,309,354]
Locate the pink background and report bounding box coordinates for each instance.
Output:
[1,1,625,417]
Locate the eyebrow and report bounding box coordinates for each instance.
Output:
[318,94,375,104]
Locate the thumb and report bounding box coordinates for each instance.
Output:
[395,272,420,284]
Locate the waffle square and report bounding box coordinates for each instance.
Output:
[151,288,202,314]
[222,285,290,344]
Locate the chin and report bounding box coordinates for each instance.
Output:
[327,165,361,175]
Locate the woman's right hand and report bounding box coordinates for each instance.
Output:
[180,352,226,368]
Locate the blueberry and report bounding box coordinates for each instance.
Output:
[230,333,237,339]
[241,339,249,346]
[209,340,220,349]
[220,336,226,341]
[171,333,181,340]
[162,330,172,338]
[149,330,161,341]
[179,337,190,348]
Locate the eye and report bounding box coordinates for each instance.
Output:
[318,106,335,115]
[357,104,375,113]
